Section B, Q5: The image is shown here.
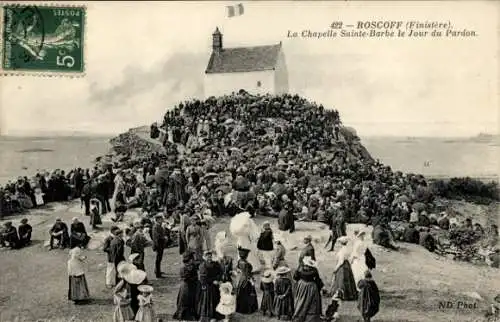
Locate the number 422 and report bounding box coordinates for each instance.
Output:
[56,50,75,68]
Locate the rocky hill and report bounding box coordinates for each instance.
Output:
[109,92,498,268]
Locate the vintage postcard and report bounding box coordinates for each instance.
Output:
[0,1,498,322]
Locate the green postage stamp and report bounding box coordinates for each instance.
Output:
[1,4,85,75]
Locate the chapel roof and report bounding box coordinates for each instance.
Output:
[205,43,282,74]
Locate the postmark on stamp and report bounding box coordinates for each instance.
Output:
[1,4,85,75]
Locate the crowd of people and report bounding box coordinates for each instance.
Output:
[0,91,498,321]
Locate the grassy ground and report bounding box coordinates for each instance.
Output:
[0,201,498,322]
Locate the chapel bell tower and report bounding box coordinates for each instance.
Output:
[212,27,223,53]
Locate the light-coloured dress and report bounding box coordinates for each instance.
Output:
[135,294,156,322]
[34,187,44,206]
[113,291,134,322]
[350,239,369,290]
[216,292,236,316]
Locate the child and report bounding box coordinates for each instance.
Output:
[274,266,294,320]
[135,285,156,322]
[216,282,236,322]
[113,279,135,322]
[34,185,44,206]
[257,221,274,270]
[323,290,342,321]
[260,270,275,317]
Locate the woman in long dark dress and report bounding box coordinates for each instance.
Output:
[197,251,224,322]
[292,256,324,322]
[260,270,275,317]
[330,237,358,301]
[235,247,259,314]
[173,251,199,321]
[357,271,380,322]
[274,266,294,320]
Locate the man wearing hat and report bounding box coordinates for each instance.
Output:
[152,214,168,278]
[49,218,69,250]
[80,176,92,216]
[18,218,32,248]
[103,225,119,287]
[298,235,316,268]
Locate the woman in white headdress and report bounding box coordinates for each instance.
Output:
[330,236,358,301]
[230,212,261,273]
[350,231,369,290]
[67,247,90,304]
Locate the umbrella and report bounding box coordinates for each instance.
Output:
[229,212,252,236]
[224,118,235,125]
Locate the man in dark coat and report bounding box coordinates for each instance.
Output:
[278,202,295,233]
[325,211,347,251]
[152,215,168,278]
[69,217,90,249]
[18,218,32,247]
[49,218,69,249]
[80,179,92,216]
[103,225,119,287]
[126,223,152,271]
[109,228,126,284]
[169,168,188,203]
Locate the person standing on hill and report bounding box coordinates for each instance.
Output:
[126,223,152,271]
[109,228,125,285]
[152,214,168,278]
[80,178,92,216]
[103,226,119,288]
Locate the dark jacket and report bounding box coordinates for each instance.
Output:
[257,229,274,251]
[152,223,167,250]
[109,236,125,264]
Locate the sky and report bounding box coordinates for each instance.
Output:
[1,1,498,137]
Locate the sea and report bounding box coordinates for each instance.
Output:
[0,135,498,185]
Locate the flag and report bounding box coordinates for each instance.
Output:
[227,3,244,18]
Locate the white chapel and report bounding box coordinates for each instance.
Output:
[204,27,289,98]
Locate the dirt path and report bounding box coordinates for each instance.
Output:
[0,205,498,322]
